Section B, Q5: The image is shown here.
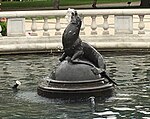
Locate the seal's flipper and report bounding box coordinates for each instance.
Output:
[91,67,104,75]
[91,68,118,86]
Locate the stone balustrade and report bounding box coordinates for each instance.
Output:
[0,9,150,54]
[1,9,150,36]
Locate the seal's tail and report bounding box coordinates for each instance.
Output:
[100,71,118,86]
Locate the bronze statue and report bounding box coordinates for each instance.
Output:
[37,10,116,100]
[60,11,117,86]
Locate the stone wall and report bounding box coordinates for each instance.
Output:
[0,9,150,54]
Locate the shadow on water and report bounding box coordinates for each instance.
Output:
[0,52,150,118]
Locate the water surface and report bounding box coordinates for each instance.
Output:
[0,52,149,119]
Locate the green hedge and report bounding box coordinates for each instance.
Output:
[1,0,140,10]
[0,22,7,36]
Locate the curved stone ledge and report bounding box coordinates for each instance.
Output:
[0,35,150,54]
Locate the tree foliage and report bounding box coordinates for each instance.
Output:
[140,0,150,7]
[52,0,60,9]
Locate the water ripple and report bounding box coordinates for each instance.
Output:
[0,53,149,118]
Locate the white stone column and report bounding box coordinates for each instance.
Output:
[43,17,50,36]
[80,15,85,35]
[91,15,97,35]
[103,15,109,35]
[31,18,37,36]
[115,15,133,34]
[138,15,145,34]
[7,18,25,36]
[55,16,61,35]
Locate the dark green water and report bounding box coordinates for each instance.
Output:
[0,53,149,119]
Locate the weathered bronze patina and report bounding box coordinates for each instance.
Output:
[37,10,115,101]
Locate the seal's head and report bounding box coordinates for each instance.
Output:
[65,8,75,22]
[62,10,82,50]
[70,11,82,27]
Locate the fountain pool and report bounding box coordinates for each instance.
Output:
[0,52,149,118]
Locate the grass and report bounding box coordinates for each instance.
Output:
[1,0,140,10]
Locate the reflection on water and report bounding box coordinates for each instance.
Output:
[0,53,149,119]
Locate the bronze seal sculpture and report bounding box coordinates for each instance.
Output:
[37,10,117,101]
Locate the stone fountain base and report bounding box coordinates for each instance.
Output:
[37,60,114,100]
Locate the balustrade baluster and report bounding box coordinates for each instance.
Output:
[80,15,85,35]
[55,16,61,35]
[138,15,145,34]
[103,15,109,35]
[43,17,50,36]
[31,18,37,36]
[91,15,97,35]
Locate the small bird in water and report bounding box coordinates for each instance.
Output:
[12,80,21,90]
[89,96,96,113]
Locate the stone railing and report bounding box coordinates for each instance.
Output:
[0,9,150,54]
[0,9,150,36]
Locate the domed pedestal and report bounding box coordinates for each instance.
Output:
[37,60,114,100]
